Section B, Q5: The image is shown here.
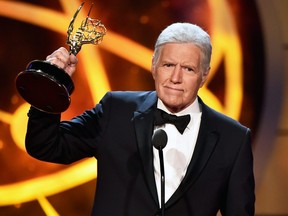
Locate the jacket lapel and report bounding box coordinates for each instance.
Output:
[165,98,219,208]
[132,91,159,206]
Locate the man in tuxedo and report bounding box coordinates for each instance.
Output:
[25,23,255,215]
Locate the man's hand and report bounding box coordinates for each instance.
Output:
[46,47,78,76]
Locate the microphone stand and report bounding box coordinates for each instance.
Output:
[158,146,165,216]
[152,129,167,216]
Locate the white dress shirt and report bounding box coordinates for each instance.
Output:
[153,98,202,205]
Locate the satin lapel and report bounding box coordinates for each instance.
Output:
[165,100,219,208]
[133,92,159,206]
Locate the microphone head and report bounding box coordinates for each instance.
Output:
[152,129,168,150]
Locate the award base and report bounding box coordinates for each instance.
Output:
[16,60,74,114]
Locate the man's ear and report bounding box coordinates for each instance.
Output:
[151,56,156,79]
[200,67,210,87]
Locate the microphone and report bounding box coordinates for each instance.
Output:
[152,129,168,150]
[152,129,168,216]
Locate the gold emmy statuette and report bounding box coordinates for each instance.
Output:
[15,3,106,113]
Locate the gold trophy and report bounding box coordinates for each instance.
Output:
[16,3,106,113]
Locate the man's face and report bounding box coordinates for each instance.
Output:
[152,43,209,113]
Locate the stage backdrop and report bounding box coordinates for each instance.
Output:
[0,0,285,215]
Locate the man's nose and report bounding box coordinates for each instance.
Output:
[170,65,182,83]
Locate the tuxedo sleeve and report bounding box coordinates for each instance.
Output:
[25,93,110,164]
[222,128,255,215]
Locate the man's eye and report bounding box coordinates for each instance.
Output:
[164,63,174,67]
[183,67,195,73]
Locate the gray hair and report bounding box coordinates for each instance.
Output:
[153,22,212,71]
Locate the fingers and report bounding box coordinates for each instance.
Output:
[46,47,69,66]
[68,53,78,67]
[46,47,78,76]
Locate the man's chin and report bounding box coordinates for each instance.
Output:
[161,100,184,113]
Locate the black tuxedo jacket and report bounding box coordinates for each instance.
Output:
[26,91,255,216]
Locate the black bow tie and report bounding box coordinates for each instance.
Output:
[154,109,191,134]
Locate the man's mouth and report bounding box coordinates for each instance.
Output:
[164,85,183,93]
